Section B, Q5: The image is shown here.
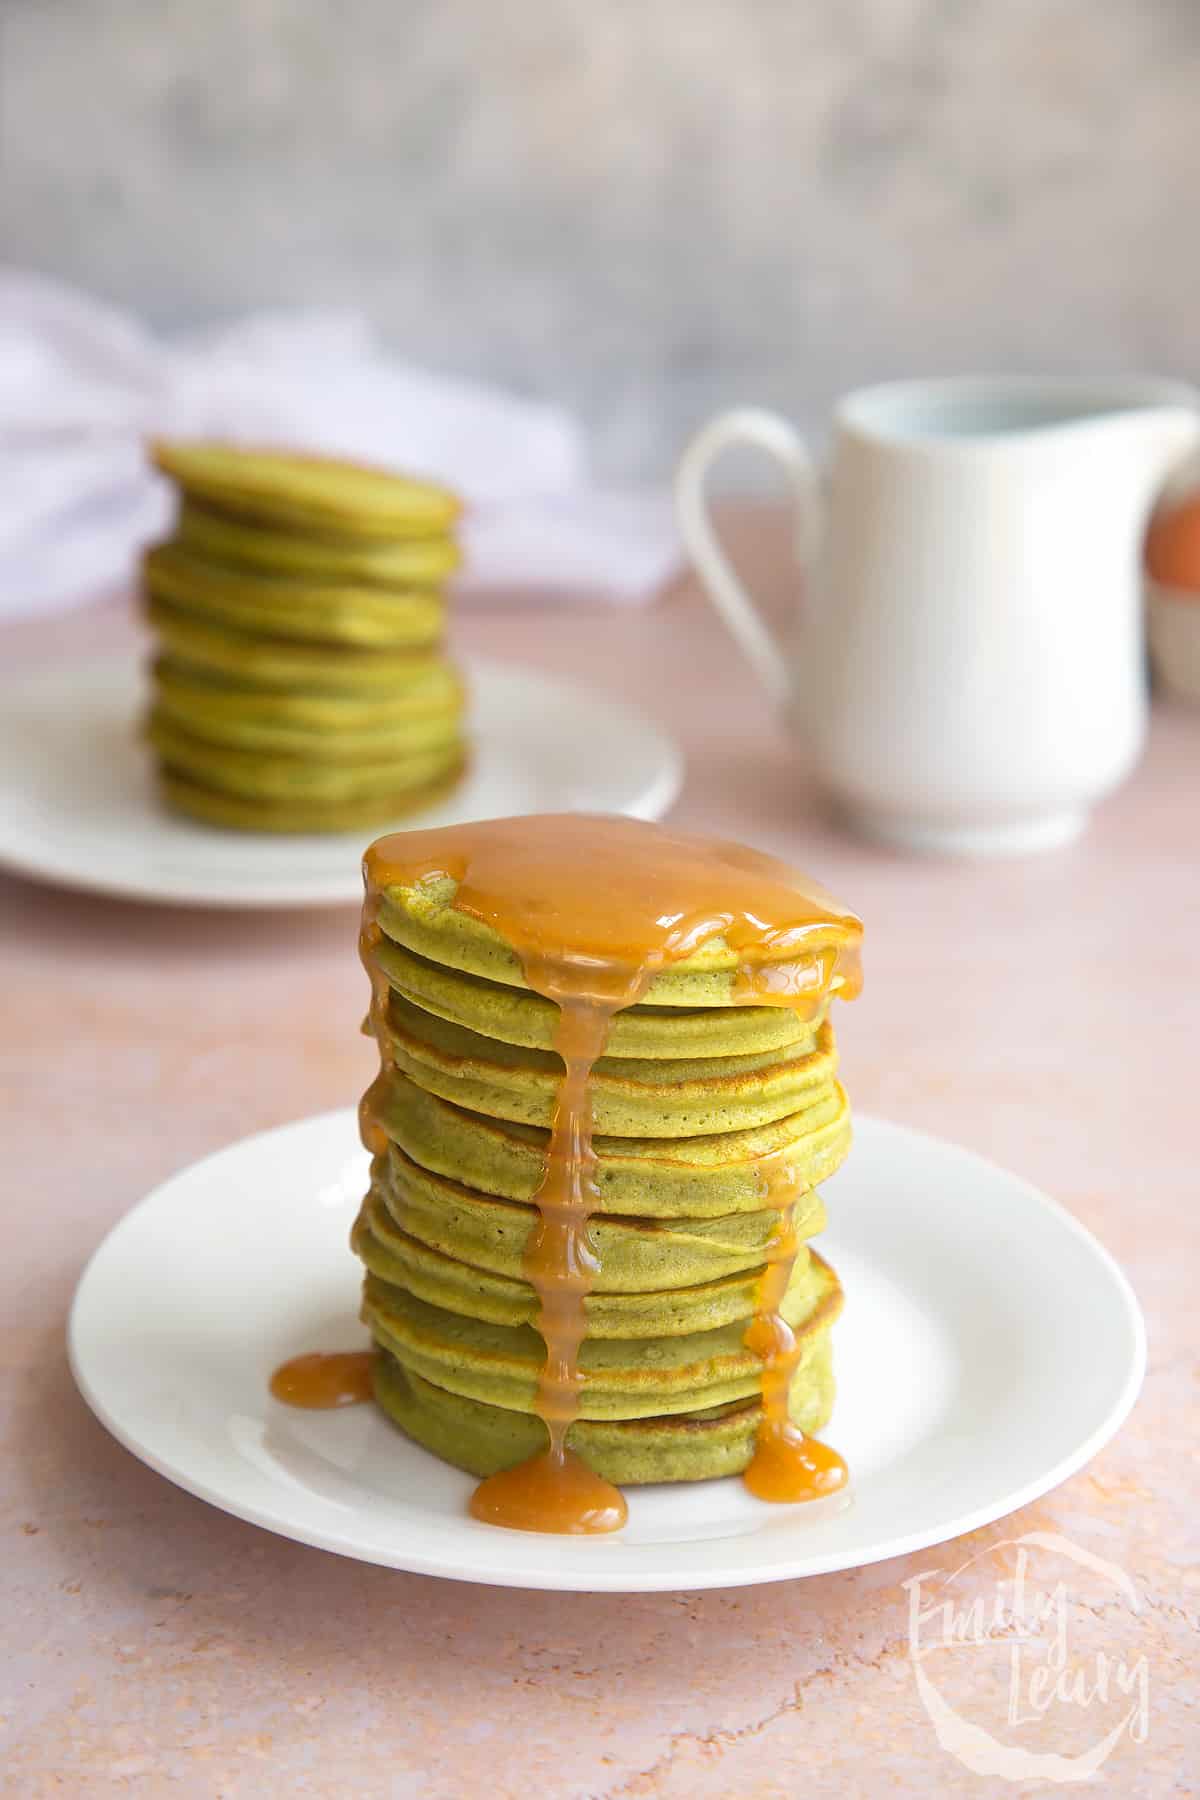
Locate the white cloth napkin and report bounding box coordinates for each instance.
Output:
[0,270,680,620]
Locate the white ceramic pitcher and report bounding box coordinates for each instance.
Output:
[676,377,1200,852]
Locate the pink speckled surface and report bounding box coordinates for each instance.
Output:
[2,520,1198,1796]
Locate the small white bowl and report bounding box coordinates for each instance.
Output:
[1148,579,1200,704]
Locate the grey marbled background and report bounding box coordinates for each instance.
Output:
[3,0,1198,475]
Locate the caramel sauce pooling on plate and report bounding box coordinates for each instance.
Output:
[357,814,861,1532]
[270,1350,375,1409]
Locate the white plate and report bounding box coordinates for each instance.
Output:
[0,653,683,908]
[69,1110,1145,1593]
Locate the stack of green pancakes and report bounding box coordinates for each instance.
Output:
[142,443,467,833]
[354,873,853,1485]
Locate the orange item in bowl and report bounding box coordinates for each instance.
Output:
[1146,482,1200,702]
[1146,490,1200,594]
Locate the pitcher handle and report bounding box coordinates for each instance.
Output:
[674,408,821,710]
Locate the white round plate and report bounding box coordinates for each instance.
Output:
[0,653,683,908]
[69,1110,1145,1593]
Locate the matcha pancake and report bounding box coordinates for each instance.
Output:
[145,443,469,834]
[152,655,462,727]
[373,937,820,1059]
[148,710,462,806]
[367,1150,827,1294]
[376,876,857,1010]
[353,1189,818,1337]
[373,1337,835,1484]
[152,660,463,759]
[346,815,862,1520]
[144,544,445,649]
[160,767,464,834]
[383,988,838,1137]
[175,499,459,586]
[151,441,460,538]
[361,1250,840,1421]
[370,1070,851,1218]
[147,598,458,695]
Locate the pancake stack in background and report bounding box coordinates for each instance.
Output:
[142,443,467,833]
[353,868,854,1486]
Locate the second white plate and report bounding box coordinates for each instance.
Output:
[0,652,684,908]
[69,1110,1145,1592]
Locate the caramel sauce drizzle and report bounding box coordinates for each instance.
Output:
[741,1154,847,1502]
[470,979,643,1534]
[279,814,861,1532]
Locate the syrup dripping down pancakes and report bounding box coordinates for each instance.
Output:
[297,814,862,1533]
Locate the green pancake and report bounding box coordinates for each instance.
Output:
[148,710,463,805]
[152,441,460,538]
[361,1250,841,1421]
[146,445,470,836]
[383,989,838,1138]
[376,876,856,1010]
[372,1339,836,1484]
[144,544,445,649]
[369,1070,851,1218]
[160,768,464,835]
[151,659,463,759]
[354,820,859,1492]
[146,597,456,694]
[175,499,459,586]
[362,1155,826,1304]
[353,1193,817,1338]
[372,937,820,1060]
[152,654,463,726]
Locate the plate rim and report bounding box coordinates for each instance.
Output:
[0,651,685,910]
[67,1108,1147,1593]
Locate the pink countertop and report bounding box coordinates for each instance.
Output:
[3,527,1198,1795]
